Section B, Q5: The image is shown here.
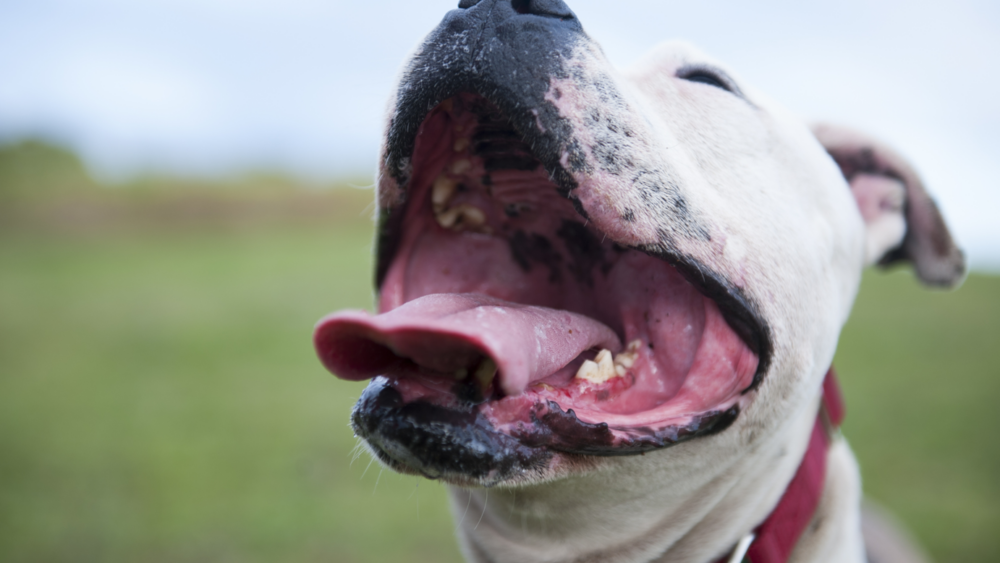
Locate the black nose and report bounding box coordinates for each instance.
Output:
[381,0,585,187]
[459,0,575,19]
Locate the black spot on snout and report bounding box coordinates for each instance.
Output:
[509,230,563,282]
[557,220,608,285]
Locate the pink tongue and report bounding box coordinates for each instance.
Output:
[313,293,622,396]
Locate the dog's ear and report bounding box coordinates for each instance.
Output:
[812,123,966,288]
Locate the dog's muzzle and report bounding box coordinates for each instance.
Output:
[313,0,770,485]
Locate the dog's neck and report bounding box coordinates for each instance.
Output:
[449,394,859,563]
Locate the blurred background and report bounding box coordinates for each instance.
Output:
[0,1,997,561]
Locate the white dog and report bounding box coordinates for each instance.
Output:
[313,1,964,561]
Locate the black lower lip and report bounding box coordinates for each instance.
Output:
[517,401,742,456]
[351,377,745,482]
[351,378,552,484]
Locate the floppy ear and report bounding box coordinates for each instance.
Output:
[812,123,966,288]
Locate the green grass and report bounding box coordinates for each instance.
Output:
[0,141,996,561]
[0,223,463,563]
[835,270,1000,561]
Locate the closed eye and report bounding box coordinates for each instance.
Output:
[676,65,745,98]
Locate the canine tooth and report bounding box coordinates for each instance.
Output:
[453,138,470,152]
[453,368,469,380]
[596,349,616,380]
[450,159,472,175]
[432,175,457,213]
[594,349,612,367]
[436,207,462,228]
[575,360,600,382]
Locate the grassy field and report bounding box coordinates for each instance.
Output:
[0,142,997,562]
[836,271,1000,560]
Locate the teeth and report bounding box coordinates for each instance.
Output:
[435,206,461,229]
[474,357,498,390]
[450,158,472,175]
[575,348,617,384]
[453,138,470,152]
[436,203,490,233]
[595,349,613,371]
[431,171,490,234]
[432,175,457,213]
[575,360,600,382]
[456,204,486,227]
[575,340,644,384]
[614,340,642,369]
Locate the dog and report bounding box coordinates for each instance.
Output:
[312,1,965,561]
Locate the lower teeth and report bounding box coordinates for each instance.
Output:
[574,340,642,384]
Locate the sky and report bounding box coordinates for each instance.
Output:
[1,0,998,268]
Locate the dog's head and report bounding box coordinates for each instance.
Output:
[314,0,964,487]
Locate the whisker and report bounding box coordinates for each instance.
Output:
[455,489,473,532]
[474,490,489,530]
[360,456,376,480]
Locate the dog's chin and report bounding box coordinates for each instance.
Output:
[317,94,768,485]
[351,378,554,487]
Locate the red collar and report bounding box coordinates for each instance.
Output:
[717,368,846,563]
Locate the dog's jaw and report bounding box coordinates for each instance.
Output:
[449,396,825,563]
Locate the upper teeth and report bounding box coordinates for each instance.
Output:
[436,203,488,232]
[432,172,491,234]
[575,340,643,384]
[432,175,457,214]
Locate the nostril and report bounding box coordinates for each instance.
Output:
[510,0,575,19]
[461,0,575,18]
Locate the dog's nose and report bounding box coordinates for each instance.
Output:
[458,0,575,20]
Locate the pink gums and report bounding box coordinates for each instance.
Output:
[315,94,758,430]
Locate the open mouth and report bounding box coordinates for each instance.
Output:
[315,94,768,481]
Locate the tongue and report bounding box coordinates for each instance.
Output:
[313,293,622,396]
